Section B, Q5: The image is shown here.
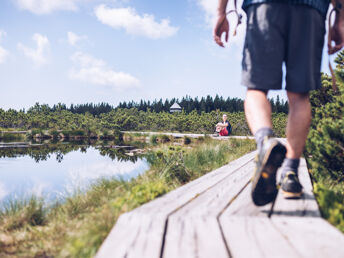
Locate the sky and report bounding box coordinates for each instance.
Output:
[0,0,332,110]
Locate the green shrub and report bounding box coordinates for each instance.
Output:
[159,134,170,143]
[48,129,60,139]
[314,182,344,232]
[305,51,344,233]
[72,129,86,136]
[184,136,192,145]
[150,134,158,145]
[130,180,169,205]
[0,132,25,141]
[306,74,344,181]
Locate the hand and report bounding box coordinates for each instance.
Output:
[213,14,229,48]
[328,20,344,54]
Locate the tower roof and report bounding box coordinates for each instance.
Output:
[170,103,181,109]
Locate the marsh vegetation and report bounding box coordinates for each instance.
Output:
[0,137,256,257]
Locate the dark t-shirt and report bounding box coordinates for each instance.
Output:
[242,0,330,18]
[222,121,232,134]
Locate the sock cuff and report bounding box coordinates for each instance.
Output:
[254,127,273,138]
[283,158,300,168]
[254,127,274,150]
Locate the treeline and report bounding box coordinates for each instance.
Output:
[117,95,288,114]
[16,95,288,116]
[0,108,288,137]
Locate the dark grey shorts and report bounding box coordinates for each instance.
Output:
[241,3,326,93]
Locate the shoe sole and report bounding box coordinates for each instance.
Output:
[281,190,303,199]
[251,141,286,206]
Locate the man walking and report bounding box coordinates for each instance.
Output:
[214,0,344,206]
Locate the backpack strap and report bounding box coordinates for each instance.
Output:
[328,0,340,92]
[226,0,242,36]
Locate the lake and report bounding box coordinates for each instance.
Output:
[0,142,149,204]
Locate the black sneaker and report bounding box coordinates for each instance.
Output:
[281,171,303,199]
[251,137,286,206]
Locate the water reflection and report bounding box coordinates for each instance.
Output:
[0,141,149,203]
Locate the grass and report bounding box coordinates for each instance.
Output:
[0,138,256,257]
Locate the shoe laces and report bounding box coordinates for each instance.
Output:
[284,171,300,183]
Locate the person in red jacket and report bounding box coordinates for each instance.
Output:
[216,114,232,136]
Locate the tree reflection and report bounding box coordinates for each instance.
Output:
[0,140,144,163]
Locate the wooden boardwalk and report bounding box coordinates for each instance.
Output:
[96,151,344,258]
[122,131,255,140]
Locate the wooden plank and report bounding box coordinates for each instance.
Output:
[271,217,344,258]
[133,151,255,215]
[217,157,300,258]
[219,155,344,258]
[96,212,168,258]
[163,217,229,258]
[98,145,344,258]
[163,161,255,258]
[219,217,301,258]
[96,151,256,258]
[221,180,273,217]
[273,158,320,217]
[221,216,344,258]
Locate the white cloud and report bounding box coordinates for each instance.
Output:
[67,31,87,47]
[30,181,51,197]
[66,160,148,192]
[197,0,246,48]
[94,4,179,39]
[0,30,7,40]
[0,182,8,200]
[70,51,140,90]
[15,0,80,14]
[0,30,9,64]
[14,0,138,15]
[197,0,218,26]
[0,47,9,64]
[17,33,50,66]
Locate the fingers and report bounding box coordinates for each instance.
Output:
[213,16,229,48]
[214,35,224,47]
[328,43,344,54]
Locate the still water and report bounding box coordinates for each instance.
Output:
[0,143,149,203]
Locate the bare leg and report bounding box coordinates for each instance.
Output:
[286,92,311,159]
[248,89,287,206]
[244,89,272,134]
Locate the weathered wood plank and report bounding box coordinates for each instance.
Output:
[271,217,344,258]
[163,217,229,258]
[97,147,344,258]
[96,212,168,258]
[272,158,320,217]
[163,161,255,258]
[223,184,272,217]
[219,156,344,258]
[96,152,256,258]
[219,217,300,258]
[132,151,255,218]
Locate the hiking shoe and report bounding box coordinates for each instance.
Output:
[281,171,303,199]
[251,138,286,206]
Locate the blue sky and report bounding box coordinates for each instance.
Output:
[0,0,331,110]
